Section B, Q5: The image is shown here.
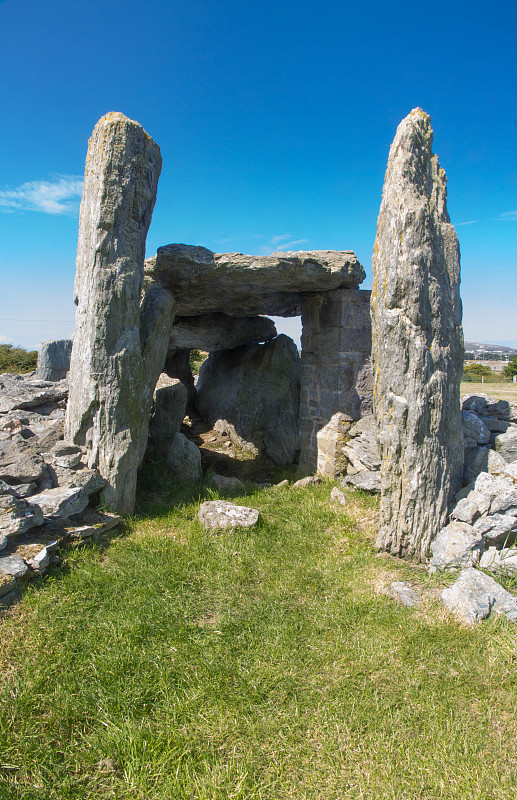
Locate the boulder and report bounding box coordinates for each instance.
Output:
[168,314,277,352]
[36,339,73,382]
[28,486,88,519]
[429,522,483,571]
[197,334,300,466]
[0,437,48,486]
[162,350,196,413]
[473,514,517,547]
[441,567,517,624]
[198,500,259,530]
[0,555,29,579]
[480,547,517,573]
[211,474,245,492]
[371,108,464,561]
[0,378,68,414]
[147,245,365,316]
[165,433,202,483]
[495,425,517,463]
[64,112,175,514]
[148,382,188,456]
[342,470,381,494]
[462,411,490,447]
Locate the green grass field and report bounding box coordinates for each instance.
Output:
[2,472,517,799]
[461,381,517,402]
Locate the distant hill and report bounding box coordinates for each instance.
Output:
[465,341,517,355]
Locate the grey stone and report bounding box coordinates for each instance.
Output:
[64,113,175,514]
[0,482,44,537]
[147,245,365,317]
[165,433,202,483]
[66,509,121,540]
[0,438,48,485]
[463,446,490,485]
[276,479,289,488]
[36,339,73,381]
[0,555,29,579]
[292,476,323,488]
[371,108,463,562]
[495,425,517,463]
[330,486,347,506]
[490,487,517,517]
[342,414,381,474]
[451,497,481,525]
[149,382,187,456]
[441,567,517,624]
[382,581,421,608]
[162,350,196,413]
[211,474,245,492]
[0,378,68,414]
[473,514,517,547]
[429,522,483,571]
[29,486,88,519]
[168,314,277,352]
[480,415,509,434]
[480,547,517,573]
[462,411,490,447]
[299,289,372,474]
[0,573,16,597]
[197,335,300,466]
[198,500,259,530]
[342,470,381,494]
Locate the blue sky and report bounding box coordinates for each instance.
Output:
[0,0,515,350]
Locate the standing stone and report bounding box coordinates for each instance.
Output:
[371,108,463,562]
[65,113,174,515]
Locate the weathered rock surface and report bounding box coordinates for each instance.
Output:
[0,481,44,537]
[371,108,464,562]
[429,522,483,571]
[495,425,517,463]
[197,335,300,465]
[148,382,187,456]
[211,474,245,492]
[441,567,517,624]
[65,112,175,514]
[480,547,517,574]
[0,438,48,486]
[0,376,68,414]
[298,289,372,474]
[342,470,381,494]
[36,339,73,382]
[168,314,277,352]
[330,486,347,506]
[340,413,381,493]
[165,433,202,483]
[382,581,421,608]
[28,486,88,519]
[147,245,365,316]
[198,500,259,530]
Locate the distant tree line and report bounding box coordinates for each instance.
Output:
[0,344,38,374]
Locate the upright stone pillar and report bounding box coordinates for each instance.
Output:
[371,108,463,562]
[65,113,175,514]
[299,289,372,476]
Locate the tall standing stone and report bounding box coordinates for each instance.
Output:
[65,113,174,514]
[371,108,464,562]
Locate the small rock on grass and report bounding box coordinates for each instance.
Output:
[0,554,29,579]
[330,486,347,506]
[198,501,259,531]
[292,476,322,489]
[382,581,421,608]
[275,479,289,488]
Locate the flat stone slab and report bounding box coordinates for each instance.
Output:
[480,547,517,574]
[441,567,517,624]
[168,314,277,352]
[29,486,88,519]
[147,245,365,316]
[0,554,29,578]
[429,522,483,571]
[198,501,259,530]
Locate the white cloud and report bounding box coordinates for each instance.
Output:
[0,175,83,215]
[456,220,479,226]
[498,209,517,221]
[0,334,13,344]
[257,234,310,255]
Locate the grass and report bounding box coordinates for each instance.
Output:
[461,381,517,402]
[1,471,517,799]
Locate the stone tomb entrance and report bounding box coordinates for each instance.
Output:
[145,245,373,477]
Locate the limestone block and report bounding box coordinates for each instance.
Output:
[198,500,259,530]
[149,382,187,456]
[429,522,483,571]
[382,581,421,608]
[441,568,517,624]
[371,108,464,562]
[0,481,44,538]
[495,425,517,463]
[165,433,202,483]
[168,314,277,352]
[147,245,365,316]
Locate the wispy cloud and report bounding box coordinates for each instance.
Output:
[257,234,310,255]
[0,334,13,345]
[0,175,83,215]
[456,220,480,227]
[498,209,517,221]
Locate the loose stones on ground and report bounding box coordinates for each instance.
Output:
[198,501,259,530]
